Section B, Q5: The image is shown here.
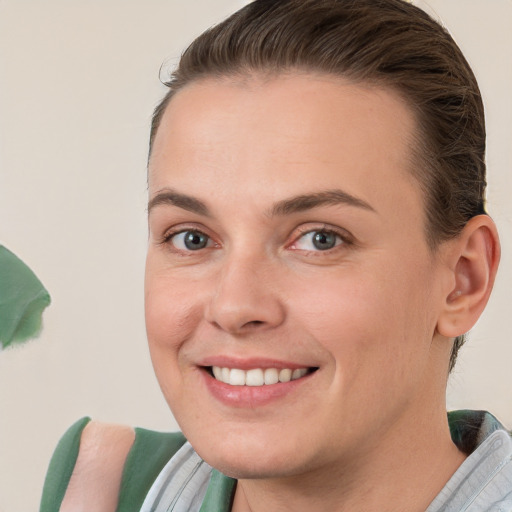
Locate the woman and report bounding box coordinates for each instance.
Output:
[41,0,510,510]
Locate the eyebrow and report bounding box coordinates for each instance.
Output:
[147,188,376,217]
[268,189,376,217]
[148,189,211,216]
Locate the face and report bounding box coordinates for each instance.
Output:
[145,74,452,479]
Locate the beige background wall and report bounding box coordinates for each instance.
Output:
[0,1,510,510]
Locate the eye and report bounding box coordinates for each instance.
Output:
[292,229,344,251]
[168,230,213,251]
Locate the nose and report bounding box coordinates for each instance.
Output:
[205,253,286,334]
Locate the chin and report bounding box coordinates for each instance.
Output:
[204,452,306,480]
[189,429,317,480]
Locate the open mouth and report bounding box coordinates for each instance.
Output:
[207,366,318,386]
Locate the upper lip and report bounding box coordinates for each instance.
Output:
[198,356,318,370]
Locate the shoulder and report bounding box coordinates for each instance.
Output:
[431,411,512,512]
[40,418,186,512]
[58,420,136,512]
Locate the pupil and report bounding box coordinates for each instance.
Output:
[184,231,207,250]
[313,231,336,250]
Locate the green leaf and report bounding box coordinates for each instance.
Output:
[0,245,51,349]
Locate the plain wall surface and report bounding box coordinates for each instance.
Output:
[0,1,510,510]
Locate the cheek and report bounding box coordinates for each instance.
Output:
[144,281,203,418]
[288,261,434,375]
[286,265,436,434]
[144,263,204,378]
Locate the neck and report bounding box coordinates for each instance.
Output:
[232,405,466,512]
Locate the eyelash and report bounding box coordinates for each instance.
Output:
[159,225,353,254]
[159,226,216,253]
[288,225,353,253]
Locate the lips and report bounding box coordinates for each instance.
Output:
[198,358,318,407]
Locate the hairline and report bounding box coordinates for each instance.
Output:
[148,68,441,252]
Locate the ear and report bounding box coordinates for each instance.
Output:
[437,215,500,338]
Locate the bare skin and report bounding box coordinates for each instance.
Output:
[145,73,499,511]
[60,422,135,512]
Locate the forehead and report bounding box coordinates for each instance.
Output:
[148,73,423,223]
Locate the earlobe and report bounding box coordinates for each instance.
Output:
[437,215,500,338]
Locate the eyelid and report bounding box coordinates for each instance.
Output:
[158,224,219,252]
[158,222,210,242]
[155,221,354,254]
[287,224,354,251]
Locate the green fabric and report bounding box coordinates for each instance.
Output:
[41,411,507,511]
[200,469,236,512]
[116,428,186,512]
[448,409,507,454]
[448,409,485,454]
[39,417,91,512]
[197,411,507,511]
[39,418,186,512]
[0,245,51,349]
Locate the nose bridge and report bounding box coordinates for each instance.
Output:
[206,245,285,333]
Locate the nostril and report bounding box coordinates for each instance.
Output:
[206,287,286,333]
[245,320,264,327]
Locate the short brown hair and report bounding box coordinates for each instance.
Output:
[149,0,487,371]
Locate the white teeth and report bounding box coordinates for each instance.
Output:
[246,368,264,386]
[229,369,246,386]
[264,368,279,385]
[292,368,308,380]
[211,366,311,386]
[278,368,292,383]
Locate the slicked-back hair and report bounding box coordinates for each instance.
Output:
[149,0,488,371]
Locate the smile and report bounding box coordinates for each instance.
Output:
[210,366,313,386]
